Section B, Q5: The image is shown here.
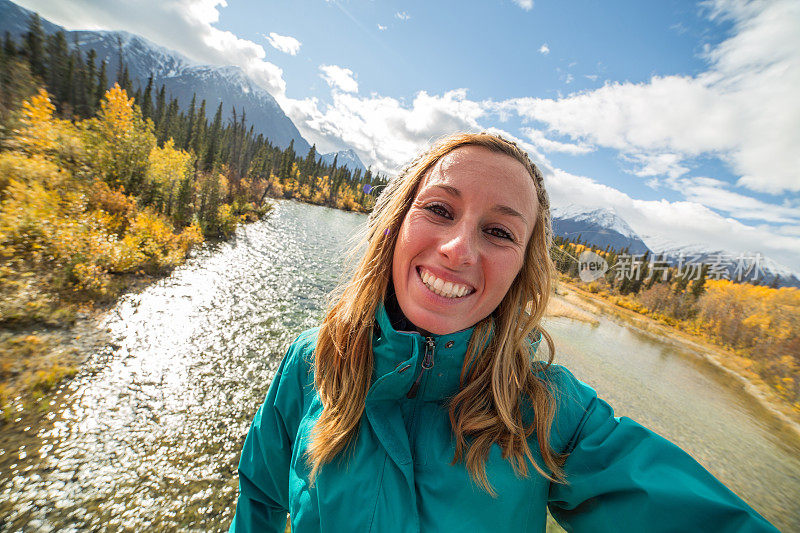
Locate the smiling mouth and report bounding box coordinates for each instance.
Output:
[417,267,475,299]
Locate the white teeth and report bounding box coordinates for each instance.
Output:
[419,268,472,299]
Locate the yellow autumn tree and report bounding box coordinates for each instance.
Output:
[144,138,193,215]
[10,88,61,155]
[84,83,156,194]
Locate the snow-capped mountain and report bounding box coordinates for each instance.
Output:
[551,204,651,255]
[639,235,800,288]
[319,149,367,172]
[0,0,310,152]
[551,203,800,287]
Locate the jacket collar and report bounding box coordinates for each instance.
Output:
[370,298,477,402]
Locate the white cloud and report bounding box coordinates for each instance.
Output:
[514,0,534,11]
[522,127,594,155]
[395,11,410,21]
[319,65,359,93]
[14,0,289,97]
[263,32,301,55]
[545,169,800,271]
[19,0,799,271]
[539,43,549,55]
[671,177,800,224]
[624,153,690,179]
[377,24,387,31]
[501,0,800,194]
[282,89,485,175]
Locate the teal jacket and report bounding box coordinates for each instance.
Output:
[231,301,778,532]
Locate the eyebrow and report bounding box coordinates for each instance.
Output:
[428,184,530,226]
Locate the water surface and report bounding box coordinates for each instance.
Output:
[1,200,796,531]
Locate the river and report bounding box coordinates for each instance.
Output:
[1,199,798,531]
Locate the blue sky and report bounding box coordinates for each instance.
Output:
[13,0,800,273]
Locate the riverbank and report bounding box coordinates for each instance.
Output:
[556,279,800,438]
[0,271,164,423]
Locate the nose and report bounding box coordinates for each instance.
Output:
[438,221,478,267]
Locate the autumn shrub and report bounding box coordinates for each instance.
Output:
[585,281,601,294]
[0,152,68,196]
[83,84,155,193]
[27,364,77,395]
[87,179,137,235]
[143,138,193,215]
[119,209,200,273]
[1,87,206,304]
[209,203,238,239]
[619,277,800,407]
[694,280,800,405]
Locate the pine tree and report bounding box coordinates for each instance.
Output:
[23,13,46,79]
[203,102,223,172]
[120,65,132,94]
[141,75,154,119]
[673,274,687,295]
[63,51,76,113]
[191,99,207,158]
[174,174,193,228]
[3,32,16,58]
[303,145,317,179]
[690,264,709,298]
[115,35,125,87]
[628,251,649,294]
[184,93,196,150]
[73,48,91,117]
[45,31,69,109]
[280,139,296,178]
[95,60,107,107]
[157,97,179,144]
[86,49,97,100]
[154,84,166,128]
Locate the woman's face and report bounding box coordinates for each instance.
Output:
[391,145,539,335]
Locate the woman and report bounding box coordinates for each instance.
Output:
[230,133,778,532]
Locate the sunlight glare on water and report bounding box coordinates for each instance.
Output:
[0,200,797,531]
[0,200,364,530]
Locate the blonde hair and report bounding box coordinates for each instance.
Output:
[308,132,567,493]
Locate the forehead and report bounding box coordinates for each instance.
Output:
[420,145,538,217]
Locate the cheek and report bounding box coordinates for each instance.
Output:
[487,254,524,295]
[391,221,416,279]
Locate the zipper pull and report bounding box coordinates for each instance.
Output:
[407,337,436,399]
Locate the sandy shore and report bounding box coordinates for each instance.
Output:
[552,281,800,439]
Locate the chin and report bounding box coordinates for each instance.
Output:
[406,308,469,335]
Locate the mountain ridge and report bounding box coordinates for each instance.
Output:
[552,204,800,287]
[0,0,310,152]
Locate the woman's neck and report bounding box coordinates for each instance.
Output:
[384,281,432,337]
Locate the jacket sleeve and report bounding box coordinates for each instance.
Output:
[229,331,314,533]
[546,366,779,533]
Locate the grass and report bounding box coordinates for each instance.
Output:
[546,295,600,325]
[0,331,80,421]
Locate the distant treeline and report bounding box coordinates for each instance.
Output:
[1,13,387,218]
[0,13,390,410]
[553,237,800,410]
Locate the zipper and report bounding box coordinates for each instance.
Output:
[406,336,436,399]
